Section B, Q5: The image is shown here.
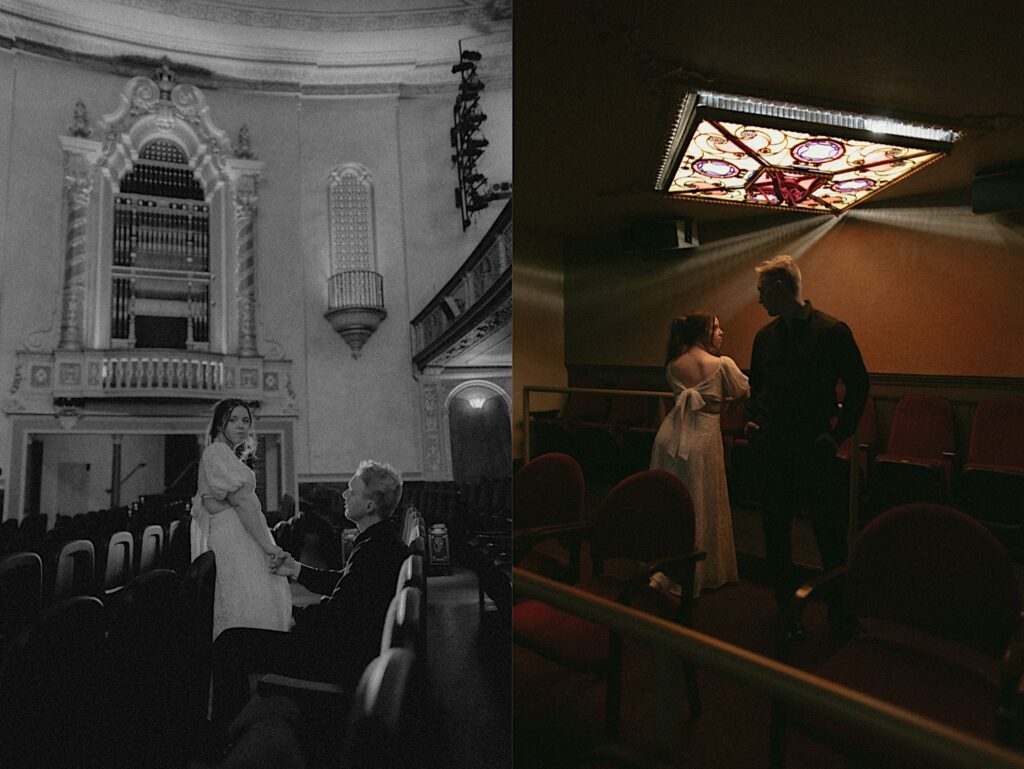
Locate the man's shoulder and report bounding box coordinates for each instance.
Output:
[754,317,780,338]
[808,307,856,338]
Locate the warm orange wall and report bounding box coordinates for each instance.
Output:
[563,203,1024,378]
[512,229,569,459]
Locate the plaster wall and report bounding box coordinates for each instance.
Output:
[298,96,421,478]
[399,85,512,316]
[512,228,568,460]
[36,432,165,518]
[0,50,509,506]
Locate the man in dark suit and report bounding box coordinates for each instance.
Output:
[210,459,409,733]
[744,255,869,628]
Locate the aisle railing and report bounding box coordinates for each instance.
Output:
[515,568,1024,769]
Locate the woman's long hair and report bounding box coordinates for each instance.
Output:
[206,399,258,461]
[664,310,716,365]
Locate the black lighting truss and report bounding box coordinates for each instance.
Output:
[451,49,491,230]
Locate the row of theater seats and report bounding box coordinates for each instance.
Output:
[0,518,192,624]
[0,551,215,768]
[513,452,1024,762]
[531,388,1024,549]
[255,546,428,767]
[1,535,430,767]
[840,396,1024,537]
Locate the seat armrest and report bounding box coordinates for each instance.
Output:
[636,549,707,606]
[776,565,847,661]
[258,673,346,694]
[998,618,1024,745]
[512,522,592,568]
[642,549,707,581]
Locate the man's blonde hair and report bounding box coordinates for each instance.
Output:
[755,255,802,295]
[356,460,403,518]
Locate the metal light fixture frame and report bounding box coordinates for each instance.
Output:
[451,48,492,229]
[656,90,960,214]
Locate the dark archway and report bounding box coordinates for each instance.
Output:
[448,392,511,483]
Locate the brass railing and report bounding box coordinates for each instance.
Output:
[515,568,1024,769]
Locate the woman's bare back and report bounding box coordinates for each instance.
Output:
[669,347,721,388]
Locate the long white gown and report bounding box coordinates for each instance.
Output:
[190,441,292,638]
[650,355,749,597]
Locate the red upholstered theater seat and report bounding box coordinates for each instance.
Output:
[512,452,586,583]
[772,503,1024,768]
[513,470,704,736]
[870,395,956,513]
[958,397,1024,554]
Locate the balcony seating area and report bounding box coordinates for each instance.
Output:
[529,385,1024,558]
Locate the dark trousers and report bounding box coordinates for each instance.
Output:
[758,434,847,607]
[211,627,354,735]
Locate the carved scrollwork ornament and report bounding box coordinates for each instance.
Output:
[68,100,92,138]
[235,124,256,159]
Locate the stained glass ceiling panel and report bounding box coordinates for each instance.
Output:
[656,92,958,214]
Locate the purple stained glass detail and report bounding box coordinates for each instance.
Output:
[792,139,844,164]
[693,159,739,178]
[832,178,875,192]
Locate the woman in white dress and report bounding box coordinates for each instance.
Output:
[650,311,750,597]
[191,399,292,638]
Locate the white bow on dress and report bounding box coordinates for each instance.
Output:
[666,387,706,460]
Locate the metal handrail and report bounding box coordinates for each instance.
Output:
[514,568,1024,769]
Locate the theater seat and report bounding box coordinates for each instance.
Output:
[180,551,216,729]
[52,538,95,603]
[342,647,421,769]
[512,452,586,583]
[772,503,1024,768]
[957,397,1024,555]
[0,595,111,768]
[513,470,704,736]
[871,395,956,513]
[0,551,42,647]
[135,524,164,574]
[103,530,135,597]
[381,586,423,656]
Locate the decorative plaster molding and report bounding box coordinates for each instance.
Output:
[0,7,511,93]
[24,302,60,352]
[428,301,511,368]
[421,379,442,475]
[101,0,496,32]
[97,68,234,197]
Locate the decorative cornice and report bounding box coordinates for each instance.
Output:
[427,299,510,369]
[100,0,497,33]
[0,5,511,93]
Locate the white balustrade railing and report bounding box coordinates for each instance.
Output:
[12,348,294,410]
[102,354,224,391]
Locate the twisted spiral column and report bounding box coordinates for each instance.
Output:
[57,139,100,350]
[233,178,260,357]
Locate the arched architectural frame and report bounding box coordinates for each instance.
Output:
[72,70,264,357]
[443,379,512,416]
[418,375,511,480]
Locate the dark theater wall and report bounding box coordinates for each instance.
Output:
[563,200,1024,379]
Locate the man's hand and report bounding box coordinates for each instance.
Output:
[743,421,761,438]
[270,551,301,579]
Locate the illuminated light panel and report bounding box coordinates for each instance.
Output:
[656,91,959,214]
